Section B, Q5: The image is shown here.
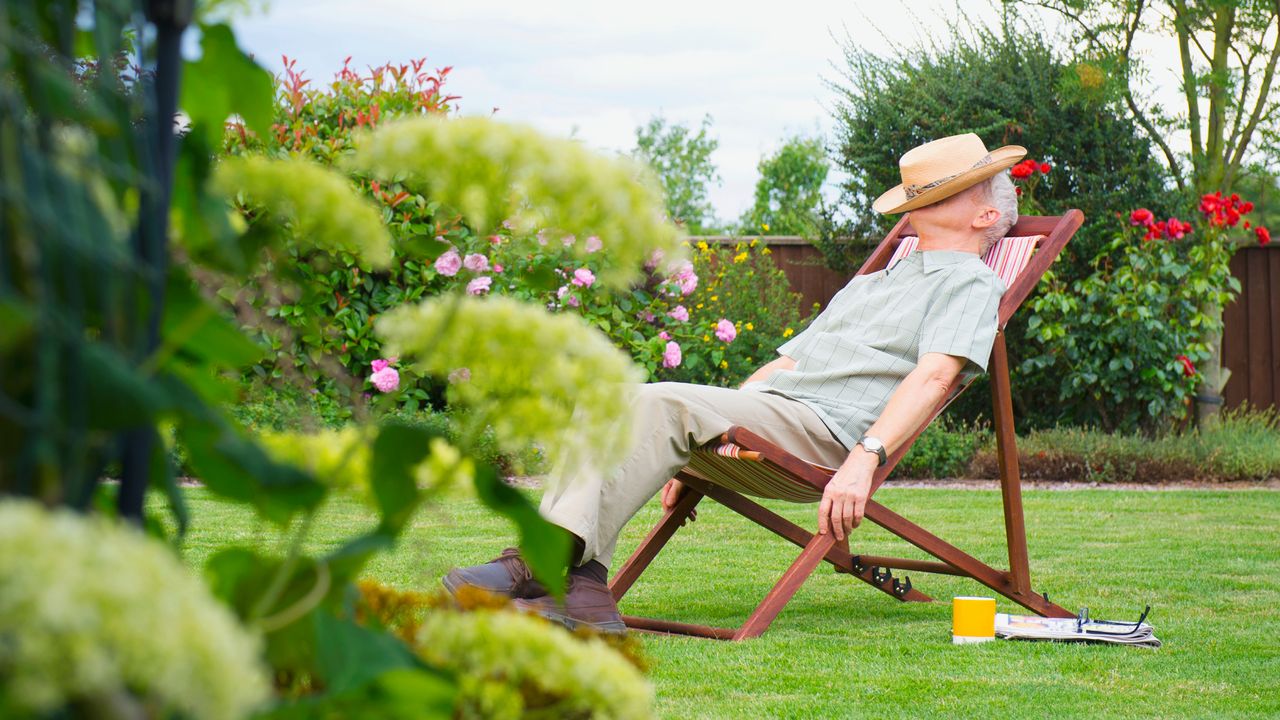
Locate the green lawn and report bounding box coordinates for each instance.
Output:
[174,485,1280,719]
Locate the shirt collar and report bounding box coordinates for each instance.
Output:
[918,249,982,273]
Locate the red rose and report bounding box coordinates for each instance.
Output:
[1015,186,1023,195]
[1039,162,1051,174]
[1258,226,1272,246]
[1164,217,1190,240]
[1176,354,1196,378]
[1226,208,1241,226]
[1129,208,1154,226]
[1011,162,1034,180]
[1245,221,1252,229]
[1240,201,1255,214]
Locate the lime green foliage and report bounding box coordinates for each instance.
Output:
[377,295,645,472]
[173,486,1280,719]
[738,135,829,237]
[348,116,685,289]
[212,155,393,269]
[415,609,654,720]
[656,238,804,386]
[0,500,269,719]
[1023,216,1238,433]
[632,114,722,234]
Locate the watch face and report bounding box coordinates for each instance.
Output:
[862,437,884,452]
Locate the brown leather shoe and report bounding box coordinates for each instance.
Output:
[513,571,627,634]
[442,547,547,599]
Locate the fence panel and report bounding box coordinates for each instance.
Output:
[1223,246,1280,411]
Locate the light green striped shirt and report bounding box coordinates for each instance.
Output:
[741,249,1006,450]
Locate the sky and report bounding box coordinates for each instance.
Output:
[228,1,1187,223]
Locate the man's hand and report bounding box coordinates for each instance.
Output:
[661,478,697,525]
[817,449,877,541]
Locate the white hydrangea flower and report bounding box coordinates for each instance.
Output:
[347,116,688,289]
[0,500,270,719]
[416,608,654,720]
[212,154,393,268]
[377,295,644,475]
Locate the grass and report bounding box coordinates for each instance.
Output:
[173,486,1280,719]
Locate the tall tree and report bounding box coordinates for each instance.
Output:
[1012,0,1280,421]
[633,114,722,233]
[739,135,829,236]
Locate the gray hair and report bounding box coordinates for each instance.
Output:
[973,172,1019,254]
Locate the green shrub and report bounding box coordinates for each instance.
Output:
[891,419,991,479]
[968,407,1280,483]
[655,238,804,386]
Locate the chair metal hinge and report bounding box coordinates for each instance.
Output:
[892,576,912,597]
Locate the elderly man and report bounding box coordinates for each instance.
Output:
[444,133,1024,633]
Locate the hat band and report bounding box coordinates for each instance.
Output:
[902,153,995,200]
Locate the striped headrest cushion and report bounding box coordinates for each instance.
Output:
[887,235,1044,289]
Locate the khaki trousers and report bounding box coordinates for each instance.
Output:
[539,381,851,567]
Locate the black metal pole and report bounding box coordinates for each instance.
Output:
[117,0,190,521]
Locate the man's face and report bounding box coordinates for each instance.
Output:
[911,184,992,233]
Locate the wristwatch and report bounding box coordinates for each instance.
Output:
[857,435,887,466]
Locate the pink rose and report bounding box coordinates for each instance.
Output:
[715,318,736,343]
[662,340,682,368]
[658,331,671,340]
[571,268,595,287]
[674,262,698,295]
[493,263,504,273]
[466,276,492,295]
[434,248,462,276]
[562,234,576,247]
[463,253,489,272]
[556,285,570,300]
[668,305,689,322]
[585,235,603,253]
[370,366,400,392]
[371,358,390,373]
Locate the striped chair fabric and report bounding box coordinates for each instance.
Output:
[689,232,1045,503]
[887,234,1043,290]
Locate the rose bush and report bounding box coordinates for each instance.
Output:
[1022,191,1268,433]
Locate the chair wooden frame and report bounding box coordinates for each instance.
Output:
[608,211,1086,640]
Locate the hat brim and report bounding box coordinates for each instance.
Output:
[872,145,1027,215]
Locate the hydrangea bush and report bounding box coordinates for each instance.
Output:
[0,500,270,720]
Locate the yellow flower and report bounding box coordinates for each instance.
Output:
[750,238,759,247]
[696,240,709,251]
[745,322,754,331]
[762,247,772,255]
[696,303,703,309]
[719,360,729,369]
[702,334,711,342]
[733,252,748,264]
[710,295,718,302]
[762,223,770,232]
[783,327,794,337]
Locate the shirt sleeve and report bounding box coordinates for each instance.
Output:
[917,268,1005,375]
[776,282,852,357]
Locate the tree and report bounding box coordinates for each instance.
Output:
[633,114,722,233]
[827,13,1174,429]
[1010,0,1280,421]
[739,135,830,236]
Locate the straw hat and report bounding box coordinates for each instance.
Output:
[873,133,1026,214]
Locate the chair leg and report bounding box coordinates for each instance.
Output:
[733,532,836,640]
[608,486,703,602]
[990,333,1032,595]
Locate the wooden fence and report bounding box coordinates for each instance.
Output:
[703,237,1280,411]
[1223,246,1280,411]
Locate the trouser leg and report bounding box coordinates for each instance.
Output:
[539,381,849,567]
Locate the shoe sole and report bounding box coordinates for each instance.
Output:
[513,600,628,635]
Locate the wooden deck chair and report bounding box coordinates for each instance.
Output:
[609,211,1086,640]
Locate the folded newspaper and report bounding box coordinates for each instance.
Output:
[995,606,1161,648]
